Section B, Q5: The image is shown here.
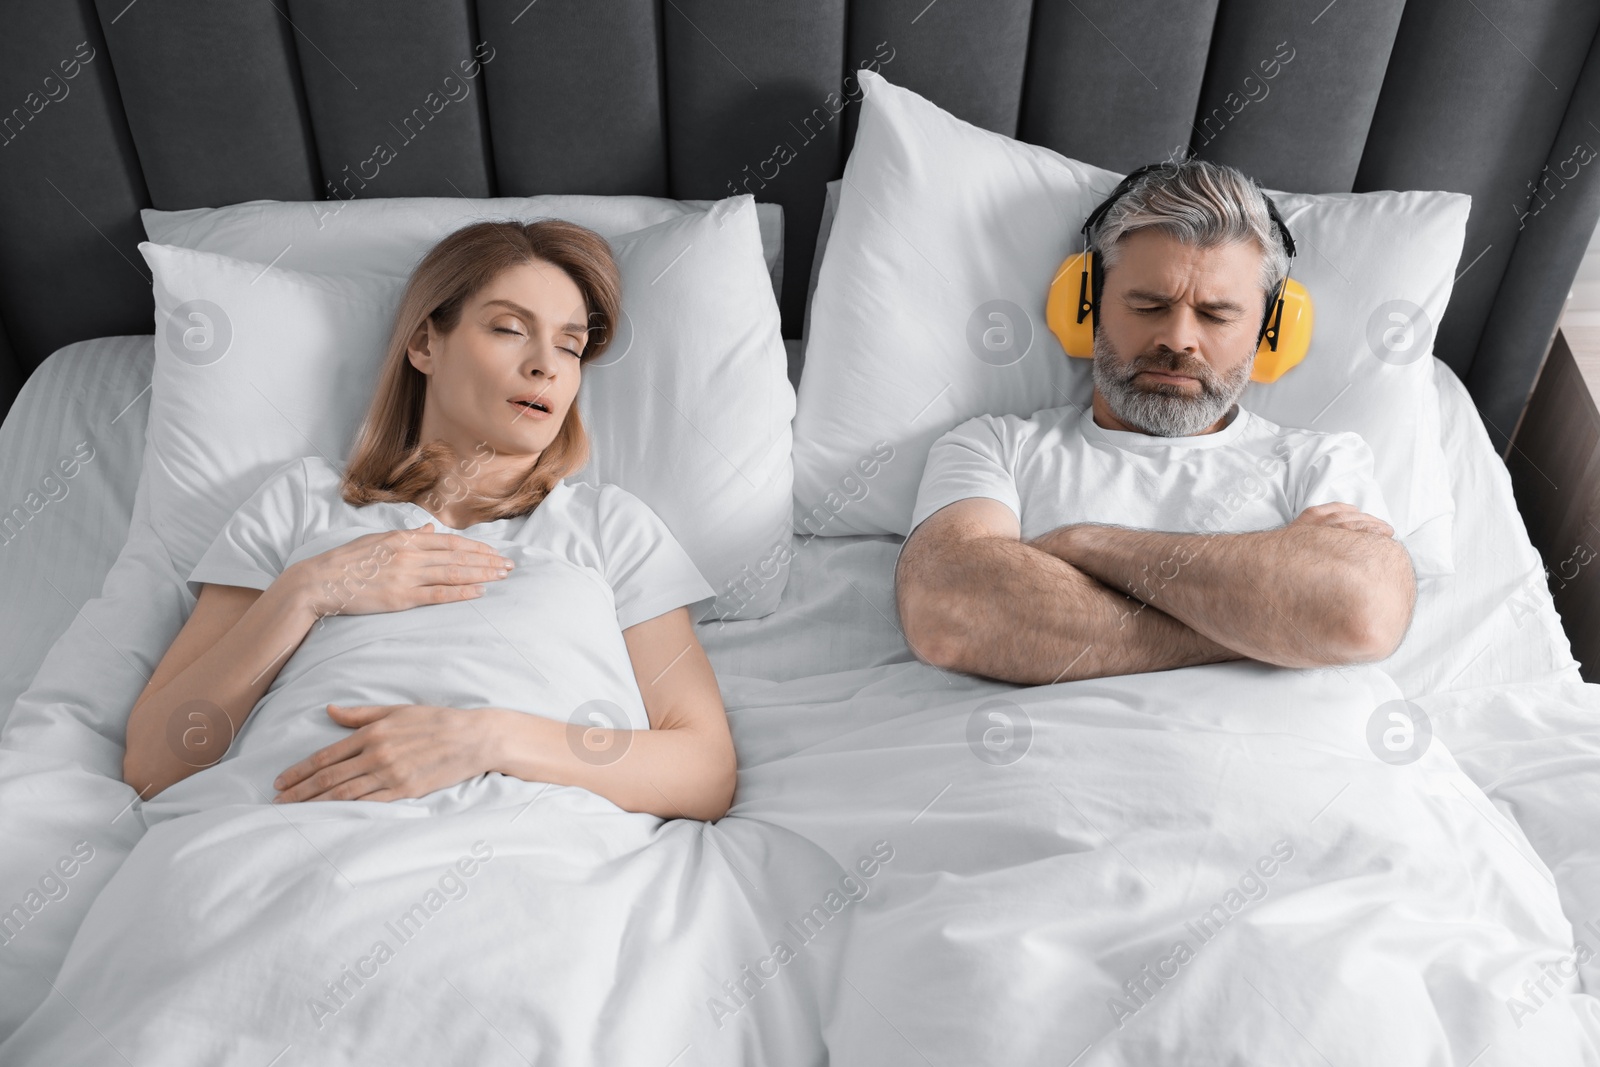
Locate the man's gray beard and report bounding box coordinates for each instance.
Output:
[1091,330,1254,438]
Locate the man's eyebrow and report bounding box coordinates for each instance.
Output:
[482,298,589,334]
[1123,289,1246,314]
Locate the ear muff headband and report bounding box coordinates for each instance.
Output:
[1046,165,1314,384]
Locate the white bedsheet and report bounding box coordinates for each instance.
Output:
[0,336,152,731]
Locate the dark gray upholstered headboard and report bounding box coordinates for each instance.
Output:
[2,0,1599,449]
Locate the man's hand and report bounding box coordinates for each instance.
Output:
[1044,507,1415,669]
[1290,502,1393,538]
[895,499,1242,684]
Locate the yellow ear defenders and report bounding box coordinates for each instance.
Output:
[1046,164,1313,383]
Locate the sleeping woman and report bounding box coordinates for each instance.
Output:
[120,218,735,823]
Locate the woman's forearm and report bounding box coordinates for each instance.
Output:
[123,570,319,798]
[484,708,736,822]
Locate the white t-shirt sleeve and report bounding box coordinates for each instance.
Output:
[908,415,1023,535]
[597,485,717,630]
[186,457,310,600]
[1294,431,1394,526]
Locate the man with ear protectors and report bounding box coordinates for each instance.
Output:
[894,157,1415,684]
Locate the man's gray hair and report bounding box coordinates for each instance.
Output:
[1090,158,1290,313]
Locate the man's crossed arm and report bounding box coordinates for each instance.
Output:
[894,497,1417,685]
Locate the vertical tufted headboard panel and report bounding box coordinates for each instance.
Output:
[1,0,1598,447]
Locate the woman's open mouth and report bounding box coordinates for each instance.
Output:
[508,398,553,419]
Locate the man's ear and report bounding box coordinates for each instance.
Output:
[405,319,434,375]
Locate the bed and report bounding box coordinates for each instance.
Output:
[3,2,1600,1065]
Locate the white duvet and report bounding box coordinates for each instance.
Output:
[731,660,1600,1066]
[142,525,665,822]
[2,773,840,1066]
[6,651,1599,1065]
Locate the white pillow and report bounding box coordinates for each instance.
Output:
[137,194,793,621]
[1239,188,1460,568]
[795,69,1461,575]
[142,195,785,304]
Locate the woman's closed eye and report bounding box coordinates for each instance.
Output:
[493,323,581,357]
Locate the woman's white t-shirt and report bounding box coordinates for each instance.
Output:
[157,456,714,816]
[188,455,715,632]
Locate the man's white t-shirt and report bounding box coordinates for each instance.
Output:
[156,456,715,817]
[909,402,1394,543]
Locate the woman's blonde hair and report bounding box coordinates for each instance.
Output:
[341,219,622,525]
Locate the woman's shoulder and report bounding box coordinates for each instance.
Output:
[560,476,634,507]
[246,455,344,524]
[556,478,663,533]
[285,454,351,496]
[256,453,337,483]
